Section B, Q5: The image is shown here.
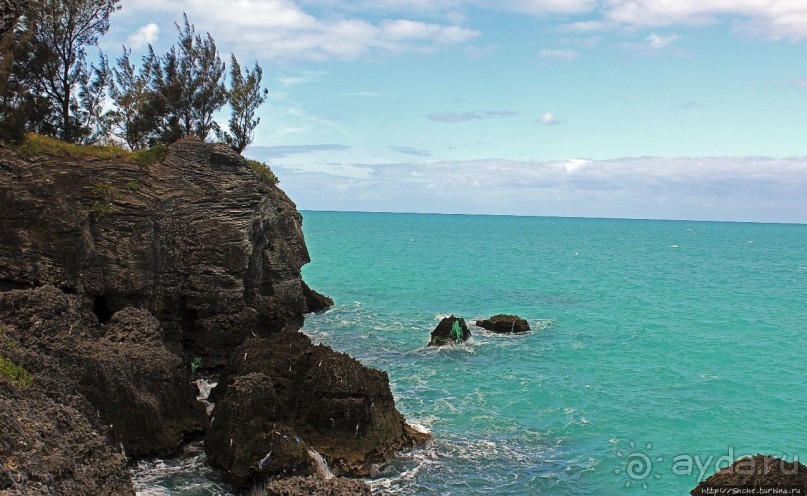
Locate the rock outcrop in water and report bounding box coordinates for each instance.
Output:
[475,314,531,334]
[0,139,419,494]
[206,333,428,489]
[428,315,471,346]
[691,454,807,495]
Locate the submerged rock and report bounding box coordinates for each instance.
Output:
[475,314,531,334]
[428,315,471,346]
[691,454,807,495]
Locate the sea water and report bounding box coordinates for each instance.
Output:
[133,211,806,495]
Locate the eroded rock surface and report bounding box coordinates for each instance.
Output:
[0,140,312,367]
[0,286,205,460]
[263,476,371,496]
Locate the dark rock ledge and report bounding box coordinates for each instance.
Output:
[0,140,426,494]
[691,454,807,495]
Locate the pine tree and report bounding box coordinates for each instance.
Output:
[108,47,156,149]
[218,55,268,154]
[18,0,120,142]
[147,14,227,144]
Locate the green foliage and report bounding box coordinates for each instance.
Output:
[91,180,117,218]
[2,7,269,153]
[125,180,140,191]
[0,355,33,387]
[218,55,268,153]
[247,159,279,186]
[108,47,156,150]
[9,0,120,143]
[129,143,167,166]
[190,357,202,374]
[145,14,227,145]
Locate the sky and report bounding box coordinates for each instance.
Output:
[102,0,807,223]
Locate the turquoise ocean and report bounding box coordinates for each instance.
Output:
[134,211,806,495]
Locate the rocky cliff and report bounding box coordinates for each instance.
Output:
[0,139,425,493]
[0,139,313,367]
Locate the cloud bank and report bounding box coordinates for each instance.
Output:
[270,155,807,223]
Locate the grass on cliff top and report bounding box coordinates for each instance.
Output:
[0,355,32,387]
[0,326,32,388]
[247,159,280,186]
[12,133,168,166]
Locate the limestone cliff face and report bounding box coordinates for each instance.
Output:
[0,140,312,366]
[0,139,424,494]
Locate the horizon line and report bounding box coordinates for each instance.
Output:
[299,209,806,227]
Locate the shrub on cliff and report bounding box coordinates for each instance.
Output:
[247,159,280,186]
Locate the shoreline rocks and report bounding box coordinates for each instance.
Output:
[428,316,471,346]
[0,140,424,494]
[475,314,530,334]
[263,476,371,495]
[206,333,430,489]
[691,454,807,495]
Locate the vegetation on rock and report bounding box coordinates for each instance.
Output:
[0,2,269,156]
[247,158,280,186]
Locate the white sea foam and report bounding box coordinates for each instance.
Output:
[307,448,335,480]
[407,421,431,435]
[132,442,231,495]
[194,378,217,416]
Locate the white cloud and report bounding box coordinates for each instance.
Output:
[128,23,159,49]
[426,110,518,123]
[539,48,579,60]
[604,0,807,41]
[497,0,597,15]
[646,33,679,49]
[276,72,329,86]
[121,0,478,61]
[538,112,564,125]
[301,0,596,16]
[560,20,616,32]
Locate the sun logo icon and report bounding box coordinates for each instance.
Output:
[614,441,664,490]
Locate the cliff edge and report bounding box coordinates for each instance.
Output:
[0,139,425,493]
